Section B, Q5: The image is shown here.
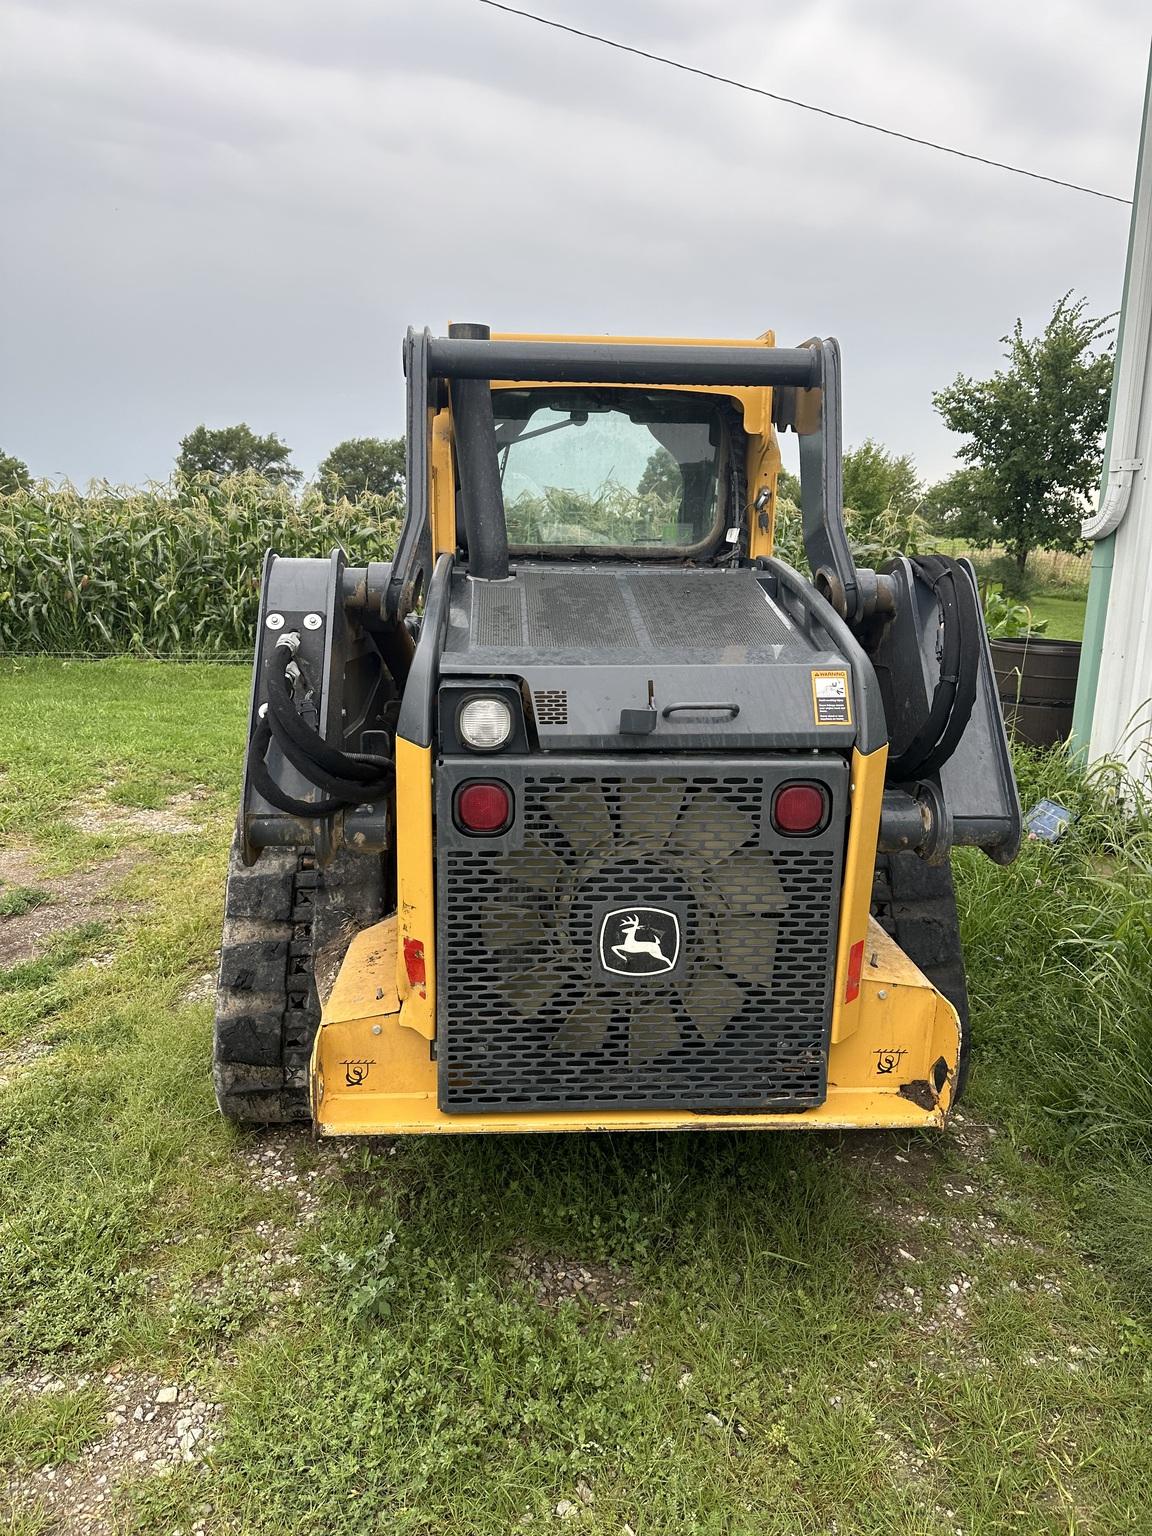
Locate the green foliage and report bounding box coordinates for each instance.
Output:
[176,423,301,486]
[773,444,924,571]
[775,443,921,525]
[0,886,51,918]
[771,496,927,572]
[0,447,31,495]
[0,1384,107,1469]
[776,467,801,505]
[319,436,405,504]
[637,446,681,501]
[2,660,1152,1534]
[505,481,682,547]
[980,587,1046,639]
[0,475,402,656]
[958,746,1152,1301]
[841,438,922,519]
[933,293,1114,574]
[919,467,993,542]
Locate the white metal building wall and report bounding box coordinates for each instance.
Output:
[1088,71,1152,781]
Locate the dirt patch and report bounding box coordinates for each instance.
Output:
[238,1128,330,1229]
[182,967,218,1005]
[68,787,212,839]
[1,1368,221,1536]
[506,1247,641,1329]
[0,848,139,970]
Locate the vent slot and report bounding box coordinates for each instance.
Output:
[533,689,569,726]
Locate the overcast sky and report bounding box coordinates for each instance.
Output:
[1,0,1148,486]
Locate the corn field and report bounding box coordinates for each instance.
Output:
[0,475,403,657]
[0,479,964,658]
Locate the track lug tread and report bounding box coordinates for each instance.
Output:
[213,829,384,1124]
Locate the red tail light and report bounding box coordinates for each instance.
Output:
[771,782,829,836]
[454,780,512,834]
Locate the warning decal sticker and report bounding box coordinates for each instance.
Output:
[811,669,852,726]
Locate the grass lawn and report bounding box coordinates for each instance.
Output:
[1,659,1149,1535]
[1024,593,1088,642]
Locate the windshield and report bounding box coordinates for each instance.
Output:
[492,388,728,552]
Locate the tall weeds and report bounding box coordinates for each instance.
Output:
[957,747,1152,1299]
[0,475,402,657]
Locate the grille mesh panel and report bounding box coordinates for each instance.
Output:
[525,573,637,649]
[630,573,797,649]
[473,583,524,648]
[437,767,841,1113]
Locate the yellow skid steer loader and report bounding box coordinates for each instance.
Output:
[214,325,1019,1135]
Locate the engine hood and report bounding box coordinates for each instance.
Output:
[438,564,871,753]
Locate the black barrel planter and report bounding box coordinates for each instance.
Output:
[990,636,1082,749]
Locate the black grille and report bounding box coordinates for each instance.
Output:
[436,760,845,1113]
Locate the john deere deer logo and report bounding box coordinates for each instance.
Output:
[599,907,680,977]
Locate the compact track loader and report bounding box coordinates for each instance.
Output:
[214,324,1020,1135]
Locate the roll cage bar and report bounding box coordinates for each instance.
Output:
[386,322,891,632]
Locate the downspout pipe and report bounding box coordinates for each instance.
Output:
[1081,457,1143,542]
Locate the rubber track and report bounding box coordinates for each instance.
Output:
[213,834,385,1124]
[871,851,971,1103]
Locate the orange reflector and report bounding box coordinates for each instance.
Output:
[845,938,865,1004]
[403,938,426,989]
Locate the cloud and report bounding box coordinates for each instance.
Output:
[0,0,1145,483]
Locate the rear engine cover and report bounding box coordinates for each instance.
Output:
[435,756,847,1113]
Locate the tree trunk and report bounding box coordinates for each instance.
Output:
[1013,545,1029,578]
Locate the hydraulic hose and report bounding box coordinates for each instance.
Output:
[887,555,981,783]
[251,639,394,819]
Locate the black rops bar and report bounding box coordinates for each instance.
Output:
[446,322,510,582]
[426,338,822,389]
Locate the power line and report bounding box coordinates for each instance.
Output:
[475,0,1132,206]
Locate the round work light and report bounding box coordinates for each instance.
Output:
[458,696,513,751]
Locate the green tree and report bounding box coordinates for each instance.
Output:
[176,423,300,485]
[318,436,405,504]
[920,467,995,543]
[776,444,921,517]
[841,438,922,518]
[776,467,801,505]
[637,447,680,501]
[932,293,1113,576]
[0,448,31,494]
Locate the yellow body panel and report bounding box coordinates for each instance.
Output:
[393,738,435,1040]
[829,746,887,1044]
[311,915,960,1135]
[429,408,457,558]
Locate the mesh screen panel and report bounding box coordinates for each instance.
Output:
[630,572,798,649]
[525,573,637,648]
[473,582,524,648]
[437,766,842,1113]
